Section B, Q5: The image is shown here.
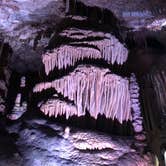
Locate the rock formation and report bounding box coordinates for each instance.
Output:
[1,0,166,165]
[7,76,27,120]
[42,30,128,75]
[34,65,132,123]
[0,42,11,114]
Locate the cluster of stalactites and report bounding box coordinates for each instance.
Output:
[130,73,146,143]
[43,46,101,75]
[33,65,132,124]
[40,98,77,119]
[42,35,128,75]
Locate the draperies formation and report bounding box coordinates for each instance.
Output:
[42,29,128,75]
[34,65,132,124]
[33,28,143,126]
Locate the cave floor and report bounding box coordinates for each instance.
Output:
[0,111,152,166]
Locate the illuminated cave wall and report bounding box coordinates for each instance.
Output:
[31,9,147,155]
[0,0,166,165]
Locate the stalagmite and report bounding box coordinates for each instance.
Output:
[130,73,146,143]
[7,77,28,120]
[7,94,28,120]
[15,93,21,107]
[42,34,128,75]
[71,38,128,65]
[20,76,26,88]
[34,65,132,123]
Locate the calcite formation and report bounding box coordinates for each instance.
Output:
[130,73,143,133]
[7,76,27,120]
[130,73,147,149]
[40,98,77,119]
[43,29,128,75]
[34,65,132,124]
[33,19,143,127]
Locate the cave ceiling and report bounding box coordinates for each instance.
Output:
[0,0,166,72]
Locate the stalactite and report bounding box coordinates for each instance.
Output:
[42,37,128,75]
[15,93,21,107]
[34,65,132,123]
[130,73,146,145]
[70,38,128,65]
[42,46,101,75]
[40,98,77,119]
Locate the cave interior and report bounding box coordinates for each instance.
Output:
[0,0,166,165]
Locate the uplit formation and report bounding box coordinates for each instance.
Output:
[0,0,166,165]
[33,31,145,136]
[34,65,132,123]
[32,24,138,126]
[42,29,128,75]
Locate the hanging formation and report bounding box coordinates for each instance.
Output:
[42,28,128,75]
[40,98,77,119]
[34,65,132,124]
[32,18,144,128]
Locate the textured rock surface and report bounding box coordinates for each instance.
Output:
[0,1,165,165]
[73,0,166,30]
[138,55,166,166]
[0,0,65,72]
[0,113,153,166]
[0,0,166,72]
[0,42,11,114]
[34,65,132,123]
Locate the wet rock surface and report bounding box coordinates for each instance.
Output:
[0,111,153,166]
